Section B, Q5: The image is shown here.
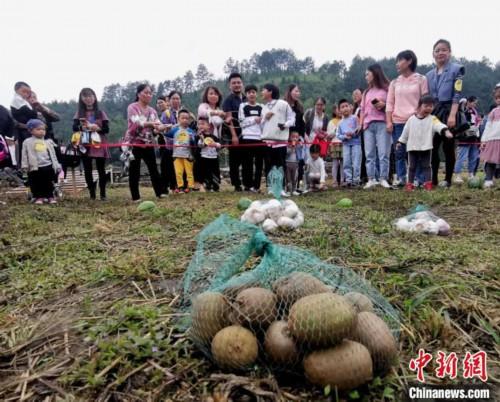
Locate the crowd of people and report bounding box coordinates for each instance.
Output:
[1,39,499,205]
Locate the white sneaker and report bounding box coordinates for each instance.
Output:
[292,191,300,196]
[363,179,378,189]
[438,180,450,188]
[380,179,391,188]
[484,180,494,188]
[454,176,464,184]
[281,191,290,197]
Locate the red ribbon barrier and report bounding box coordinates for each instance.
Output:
[74,140,344,149]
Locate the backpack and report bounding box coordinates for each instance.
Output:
[63,143,82,168]
[0,135,11,164]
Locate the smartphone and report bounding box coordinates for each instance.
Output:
[371,98,379,105]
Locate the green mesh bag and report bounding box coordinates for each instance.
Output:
[181,215,400,383]
[267,166,284,200]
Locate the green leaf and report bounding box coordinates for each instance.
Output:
[383,386,395,400]
[324,384,331,396]
[372,376,383,387]
[349,389,361,399]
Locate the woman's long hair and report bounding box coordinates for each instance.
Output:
[77,87,100,118]
[367,64,390,90]
[284,84,303,113]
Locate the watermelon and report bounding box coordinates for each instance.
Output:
[137,200,156,212]
[152,207,167,217]
[468,177,482,189]
[336,198,353,208]
[238,197,252,211]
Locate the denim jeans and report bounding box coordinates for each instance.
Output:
[408,150,432,183]
[392,124,407,182]
[454,144,480,174]
[343,143,362,184]
[364,121,392,180]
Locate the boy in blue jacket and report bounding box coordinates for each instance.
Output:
[336,99,362,186]
[166,109,196,193]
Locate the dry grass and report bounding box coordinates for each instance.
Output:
[0,184,499,401]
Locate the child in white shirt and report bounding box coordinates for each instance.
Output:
[305,143,327,192]
[397,95,452,191]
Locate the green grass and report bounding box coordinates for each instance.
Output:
[0,185,499,401]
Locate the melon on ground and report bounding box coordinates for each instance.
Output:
[336,198,353,208]
[137,200,156,212]
[238,197,252,210]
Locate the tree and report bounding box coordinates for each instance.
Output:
[171,77,184,92]
[224,57,239,75]
[102,83,123,104]
[318,60,346,77]
[183,70,195,93]
[158,80,174,96]
[343,55,377,92]
[296,57,315,74]
[195,64,214,89]
[256,51,275,74]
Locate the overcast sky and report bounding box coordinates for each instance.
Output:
[1,0,498,106]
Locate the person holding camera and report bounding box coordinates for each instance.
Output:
[453,96,481,183]
[73,88,110,200]
[360,64,391,189]
[260,83,295,196]
[126,84,165,201]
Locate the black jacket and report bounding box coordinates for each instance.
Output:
[0,106,15,138]
[290,103,305,137]
[11,104,37,142]
[304,108,328,136]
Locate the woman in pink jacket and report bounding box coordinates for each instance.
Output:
[386,50,428,185]
[360,64,392,189]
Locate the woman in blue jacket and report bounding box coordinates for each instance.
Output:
[426,39,465,187]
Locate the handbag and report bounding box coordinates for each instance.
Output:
[452,108,470,135]
[81,130,90,145]
[64,143,81,168]
[90,132,101,148]
[434,103,470,135]
[0,135,11,164]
